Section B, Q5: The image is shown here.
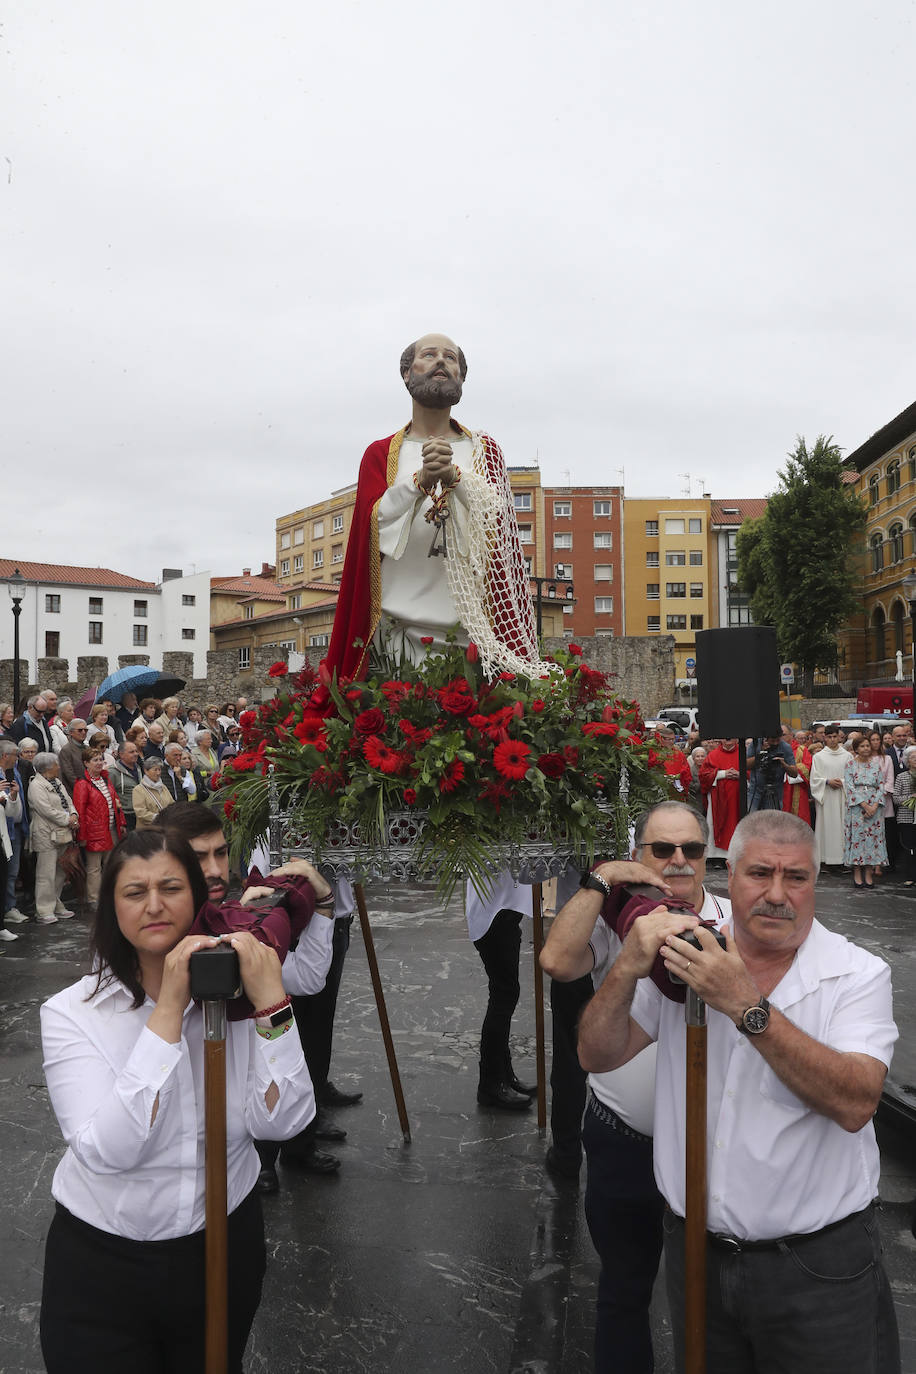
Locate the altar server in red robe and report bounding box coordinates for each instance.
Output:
[699,738,742,855]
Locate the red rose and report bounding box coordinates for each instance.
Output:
[268,660,288,678]
[420,636,434,646]
[568,643,583,656]
[355,708,386,735]
[531,699,545,714]
[466,642,479,663]
[440,688,476,716]
[403,787,417,805]
[537,753,566,778]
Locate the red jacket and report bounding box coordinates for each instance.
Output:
[73,773,126,851]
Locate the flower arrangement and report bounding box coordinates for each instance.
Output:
[218,640,669,897]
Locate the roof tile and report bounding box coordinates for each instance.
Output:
[0,559,157,590]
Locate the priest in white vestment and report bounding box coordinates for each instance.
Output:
[809,725,850,866]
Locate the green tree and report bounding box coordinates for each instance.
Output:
[736,435,865,681]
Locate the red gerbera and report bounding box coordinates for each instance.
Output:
[493,739,531,780]
[363,735,407,775]
[568,643,583,656]
[268,661,288,678]
[380,680,412,705]
[439,759,465,793]
[582,722,619,738]
[294,716,328,747]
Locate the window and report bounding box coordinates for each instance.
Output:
[332,514,344,533]
[645,520,659,537]
[514,493,532,511]
[688,517,702,533]
[870,532,884,573]
[690,582,704,598]
[313,520,324,538]
[666,614,687,630]
[332,573,342,584]
[132,625,147,646]
[665,518,685,534]
[646,551,659,567]
[45,631,59,656]
[647,616,660,632]
[293,527,304,545]
[666,582,686,597]
[278,640,296,653]
[869,474,880,506]
[594,564,613,581]
[594,596,614,613]
[238,647,251,670]
[182,594,196,606]
[280,532,291,549]
[45,594,60,614]
[89,596,103,615]
[554,532,572,549]
[313,550,324,568]
[88,621,103,644]
[889,523,904,562]
[244,604,254,620]
[665,551,686,566]
[554,563,573,579]
[289,594,302,610]
[593,500,611,517]
[310,634,330,648]
[553,500,571,517]
[518,524,533,543]
[563,603,573,615]
[690,615,704,630]
[646,583,660,600]
[280,559,290,576]
[133,599,148,617]
[524,557,532,574]
[594,531,613,549]
[181,627,195,640]
[332,544,343,563]
[293,555,304,573]
[887,460,901,496]
[910,448,916,484]
[689,550,703,566]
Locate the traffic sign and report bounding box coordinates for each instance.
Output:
[780,663,795,684]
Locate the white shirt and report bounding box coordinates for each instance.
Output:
[588,888,730,1137]
[41,974,315,1241]
[283,912,334,996]
[631,918,897,1239]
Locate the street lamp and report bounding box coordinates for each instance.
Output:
[8,568,25,712]
[901,571,916,718]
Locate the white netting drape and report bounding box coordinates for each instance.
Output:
[442,432,559,682]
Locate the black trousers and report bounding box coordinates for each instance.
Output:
[549,974,592,1164]
[40,1188,265,1374]
[473,908,526,1087]
[257,914,353,1166]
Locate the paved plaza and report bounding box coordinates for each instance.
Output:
[1,868,915,1372]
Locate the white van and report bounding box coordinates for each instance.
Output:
[655,706,699,736]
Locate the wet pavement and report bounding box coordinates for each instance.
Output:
[1,866,915,1373]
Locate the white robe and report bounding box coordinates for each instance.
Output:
[809,746,849,865]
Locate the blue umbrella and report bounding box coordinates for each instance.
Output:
[95,666,187,704]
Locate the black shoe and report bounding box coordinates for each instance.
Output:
[314,1115,347,1143]
[477,1083,532,1111]
[319,1081,363,1108]
[545,1145,581,1182]
[507,1072,537,1098]
[281,1144,341,1174]
[256,1165,279,1194]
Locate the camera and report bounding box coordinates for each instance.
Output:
[667,927,727,985]
[755,747,784,786]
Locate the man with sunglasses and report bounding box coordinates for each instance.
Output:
[579,809,899,1374]
[58,719,90,795]
[542,800,729,1373]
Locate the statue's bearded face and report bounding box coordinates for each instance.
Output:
[404,337,464,409]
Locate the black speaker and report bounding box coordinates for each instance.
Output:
[695,627,781,739]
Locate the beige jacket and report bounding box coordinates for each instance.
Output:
[132,780,175,829]
[29,773,76,850]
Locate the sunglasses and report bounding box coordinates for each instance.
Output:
[640,840,706,860]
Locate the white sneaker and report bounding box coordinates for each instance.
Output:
[0,927,18,941]
[35,914,58,925]
[54,907,75,919]
[4,909,28,924]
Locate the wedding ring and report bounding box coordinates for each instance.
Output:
[685,960,692,971]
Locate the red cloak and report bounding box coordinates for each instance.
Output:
[699,746,742,849]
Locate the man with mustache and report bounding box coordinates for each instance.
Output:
[325,332,554,1111]
[579,809,899,1374]
[542,799,729,1372]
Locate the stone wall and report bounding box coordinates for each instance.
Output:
[542,635,676,717]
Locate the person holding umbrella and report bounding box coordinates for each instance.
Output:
[38,828,315,1372]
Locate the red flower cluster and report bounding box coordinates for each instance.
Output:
[268,661,288,678]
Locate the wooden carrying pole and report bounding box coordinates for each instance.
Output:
[354,881,411,1143]
[531,882,547,1128]
[203,999,229,1374]
[684,987,707,1374]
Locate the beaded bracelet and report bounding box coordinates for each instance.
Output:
[253,999,291,1020]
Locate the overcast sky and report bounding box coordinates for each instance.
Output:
[4,1,914,584]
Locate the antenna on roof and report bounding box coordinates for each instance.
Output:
[679,472,692,498]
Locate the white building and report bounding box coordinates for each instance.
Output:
[0,561,210,681]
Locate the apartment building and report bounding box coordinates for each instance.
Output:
[275,486,357,590]
[622,499,711,678]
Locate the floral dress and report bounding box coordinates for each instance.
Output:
[843,757,888,867]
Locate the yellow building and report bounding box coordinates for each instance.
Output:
[623,498,712,679]
[276,485,357,590]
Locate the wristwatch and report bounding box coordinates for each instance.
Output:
[579,870,611,899]
[737,997,770,1035]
